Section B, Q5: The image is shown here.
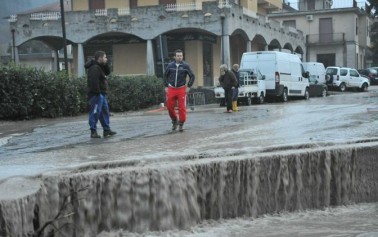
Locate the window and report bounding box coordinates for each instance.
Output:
[308,0,315,10]
[319,18,333,43]
[89,0,105,9]
[340,69,348,76]
[350,69,359,77]
[356,18,358,35]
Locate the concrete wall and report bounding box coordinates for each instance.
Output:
[107,0,129,9]
[72,0,88,11]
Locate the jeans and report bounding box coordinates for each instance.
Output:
[88,94,110,131]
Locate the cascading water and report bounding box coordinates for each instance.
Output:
[0,141,377,237]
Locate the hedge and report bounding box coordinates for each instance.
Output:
[0,64,165,120]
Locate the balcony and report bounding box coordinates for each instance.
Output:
[306,33,345,45]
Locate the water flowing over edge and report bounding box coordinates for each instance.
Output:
[0,141,377,237]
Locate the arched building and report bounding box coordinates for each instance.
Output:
[9,0,306,87]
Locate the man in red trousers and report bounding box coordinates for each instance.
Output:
[164,49,195,132]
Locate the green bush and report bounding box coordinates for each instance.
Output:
[0,64,165,120]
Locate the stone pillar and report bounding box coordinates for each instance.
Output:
[223,35,231,67]
[53,50,59,71]
[13,46,19,64]
[246,40,252,52]
[146,39,155,76]
[77,43,85,77]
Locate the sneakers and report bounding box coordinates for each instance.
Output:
[90,130,101,138]
[224,110,233,113]
[172,120,178,131]
[103,130,117,137]
[178,122,184,132]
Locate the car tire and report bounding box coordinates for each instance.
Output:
[281,88,288,102]
[304,88,310,100]
[246,94,252,106]
[258,92,265,104]
[339,83,346,92]
[360,83,368,92]
[322,88,327,97]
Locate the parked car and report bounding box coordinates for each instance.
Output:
[358,68,378,85]
[240,51,310,102]
[325,66,369,92]
[308,76,328,97]
[302,62,326,84]
[214,68,266,106]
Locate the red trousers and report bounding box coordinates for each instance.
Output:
[166,86,187,123]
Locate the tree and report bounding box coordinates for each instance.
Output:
[366,0,378,65]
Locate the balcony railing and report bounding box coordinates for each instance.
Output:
[30,12,61,21]
[166,2,197,11]
[218,0,231,8]
[307,33,345,44]
[8,15,17,22]
[95,9,107,16]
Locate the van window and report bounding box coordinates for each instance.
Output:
[326,68,337,75]
[340,69,348,76]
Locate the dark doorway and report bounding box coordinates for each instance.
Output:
[89,0,105,9]
[317,54,335,68]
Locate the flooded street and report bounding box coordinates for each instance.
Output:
[1,86,378,236]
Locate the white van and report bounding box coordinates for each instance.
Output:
[240,51,309,102]
[302,62,326,84]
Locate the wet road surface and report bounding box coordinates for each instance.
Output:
[1,87,378,182]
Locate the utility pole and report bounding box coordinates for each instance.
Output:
[60,0,68,72]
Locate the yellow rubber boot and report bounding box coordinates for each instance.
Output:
[232,101,238,112]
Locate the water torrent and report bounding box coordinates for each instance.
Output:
[0,140,377,236]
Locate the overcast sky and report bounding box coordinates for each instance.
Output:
[286,0,367,9]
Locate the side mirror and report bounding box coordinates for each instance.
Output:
[262,75,266,80]
[303,71,309,78]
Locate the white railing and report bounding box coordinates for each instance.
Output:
[30,12,61,21]
[118,8,130,16]
[95,9,107,16]
[166,2,196,12]
[218,0,231,8]
[8,15,17,22]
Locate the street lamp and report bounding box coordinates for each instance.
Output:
[11,29,16,63]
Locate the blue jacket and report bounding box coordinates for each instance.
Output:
[164,61,195,88]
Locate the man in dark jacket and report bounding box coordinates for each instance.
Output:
[219,64,237,113]
[85,50,117,138]
[164,49,195,131]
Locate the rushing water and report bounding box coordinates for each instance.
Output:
[98,202,378,237]
[1,142,378,237]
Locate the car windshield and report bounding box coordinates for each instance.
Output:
[369,69,378,74]
[326,68,338,75]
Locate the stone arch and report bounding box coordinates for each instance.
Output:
[295,46,304,61]
[282,43,293,53]
[230,29,249,65]
[268,39,281,51]
[251,35,267,51]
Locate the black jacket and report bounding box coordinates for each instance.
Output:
[164,61,195,88]
[219,70,237,90]
[85,60,111,98]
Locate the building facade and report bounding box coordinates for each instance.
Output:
[269,0,373,69]
[9,0,306,87]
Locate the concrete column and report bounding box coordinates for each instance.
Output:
[146,39,155,75]
[77,43,85,77]
[223,35,231,67]
[13,46,19,64]
[246,40,252,52]
[53,50,59,71]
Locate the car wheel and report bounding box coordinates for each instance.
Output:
[282,88,288,102]
[246,95,252,106]
[322,88,327,97]
[360,83,368,92]
[339,83,346,92]
[304,88,310,100]
[259,92,265,104]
